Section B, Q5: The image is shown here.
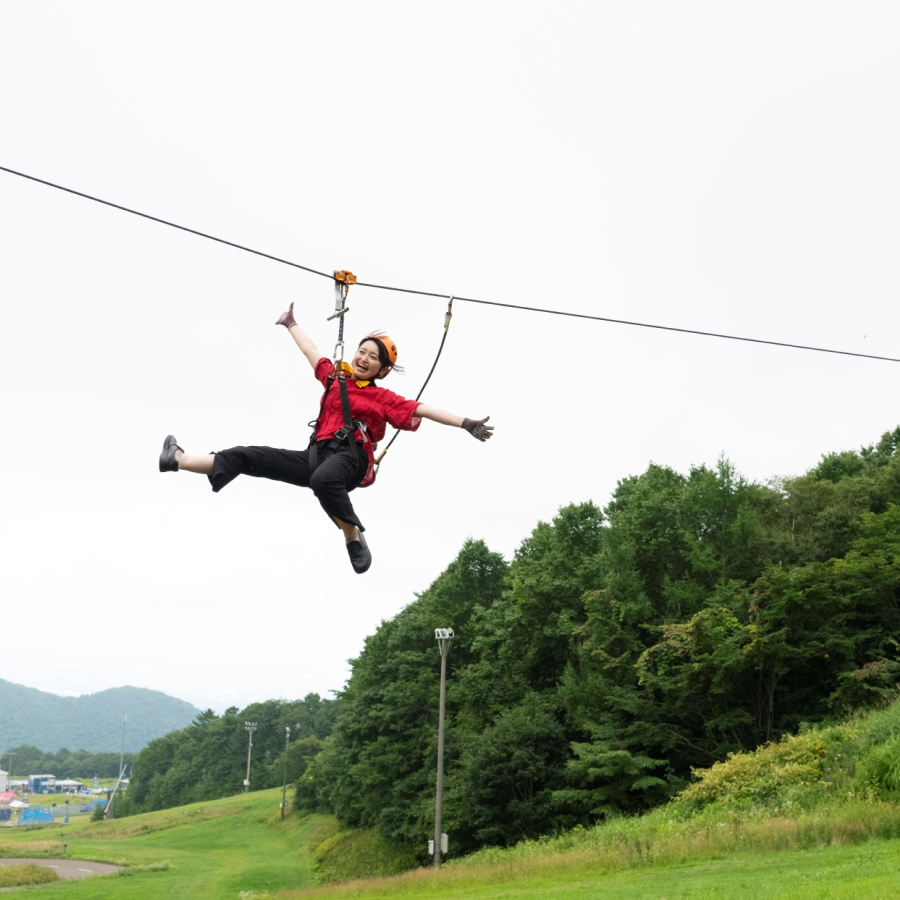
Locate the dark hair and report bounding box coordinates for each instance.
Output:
[358,335,404,379]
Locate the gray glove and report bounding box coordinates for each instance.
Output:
[276,302,297,329]
[462,416,493,442]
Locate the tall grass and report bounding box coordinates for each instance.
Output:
[279,697,900,895]
[456,800,900,870]
[0,840,65,858]
[276,800,900,898]
[0,864,60,887]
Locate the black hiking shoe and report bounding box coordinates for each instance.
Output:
[159,435,183,472]
[347,531,372,574]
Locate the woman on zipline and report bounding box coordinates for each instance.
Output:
[159,302,493,573]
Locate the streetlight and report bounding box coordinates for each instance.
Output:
[433,627,453,868]
[119,716,127,783]
[244,722,257,793]
[281,726,290,819]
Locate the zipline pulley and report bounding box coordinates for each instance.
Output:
[329,270,356,363]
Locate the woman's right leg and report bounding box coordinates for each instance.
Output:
[178,451,214,475]
[206,446,312,492]
[161,437,371,572]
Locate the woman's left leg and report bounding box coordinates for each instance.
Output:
[309,444,372,575]
[308,443,368,532]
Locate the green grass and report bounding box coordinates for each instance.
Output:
[0,788,321,899]
[3,786,900,899]
[274,840,900,899]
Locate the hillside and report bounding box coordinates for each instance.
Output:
[0,679,201,754]
[298,426,900,854]
[0,788,322,898]
[1,781,900,900]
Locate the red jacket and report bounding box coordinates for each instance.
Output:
[314,356,421,449]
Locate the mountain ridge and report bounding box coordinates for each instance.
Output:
[0,678,202,754]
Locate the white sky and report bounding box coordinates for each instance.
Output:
[2,2,898,714]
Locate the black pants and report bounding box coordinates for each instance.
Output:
[208,440,368,531]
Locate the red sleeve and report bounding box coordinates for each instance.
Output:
[314,357,333,387]
[382,389,422,432]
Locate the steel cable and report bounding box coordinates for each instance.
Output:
[2,163,898,364]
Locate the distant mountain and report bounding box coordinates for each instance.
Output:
[0,679,202,754]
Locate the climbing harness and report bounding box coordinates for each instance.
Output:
[308,273,454,490]
[308,271,377,491]
[375,296,454,471]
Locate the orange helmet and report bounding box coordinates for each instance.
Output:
[364,333,398,366]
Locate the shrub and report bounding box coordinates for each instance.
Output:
[676,731,831,811]
[0,865,59,887]
[313,828,421,884]
[856,735,900,794]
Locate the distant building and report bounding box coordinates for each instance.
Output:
[8,780,27,794]
[27,774,56,793]
[54,779,85,793]
[0,768,7,792]
[25,775,87,794]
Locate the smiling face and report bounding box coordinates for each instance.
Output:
[352,340,390,381]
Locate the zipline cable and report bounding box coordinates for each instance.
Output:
[376,297,454,468]
[356,280,900,364]
[0,164,331,279]
[2,163,898,365]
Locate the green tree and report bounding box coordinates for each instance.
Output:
[302,539,507,847]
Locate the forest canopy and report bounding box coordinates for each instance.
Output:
[299,427,900,853]
[116,693,339,815]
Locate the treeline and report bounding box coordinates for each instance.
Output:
[299,428,900,854]
[2,745,135,780]
[114,694,338,815]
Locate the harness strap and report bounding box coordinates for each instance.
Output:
[337,373,353,432]
[309,370,366,476]
[308,372,335,474]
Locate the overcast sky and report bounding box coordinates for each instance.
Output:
[2,2,898,716]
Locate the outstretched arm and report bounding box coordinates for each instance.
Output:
[276,303,322,370]
[414,405,494,441]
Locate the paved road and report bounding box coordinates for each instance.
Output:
[0,858,122,879]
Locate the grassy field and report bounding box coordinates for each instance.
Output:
[278,840,900,900]
[2,788,900,898]
[0,788,323,898]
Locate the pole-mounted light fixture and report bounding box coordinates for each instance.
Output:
[281,726,291,819]
[244,722,257,793]
[435,627,454,655]
[433,627,454,867]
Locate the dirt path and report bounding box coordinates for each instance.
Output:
[0,858,122,879]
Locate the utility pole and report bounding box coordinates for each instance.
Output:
[281,726,290,820]
[119,716,127,781]
[244,722,257,793]
[433,628,454,868]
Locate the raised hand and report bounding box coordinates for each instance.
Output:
[276,302,297,330]
[462,416,493,442]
